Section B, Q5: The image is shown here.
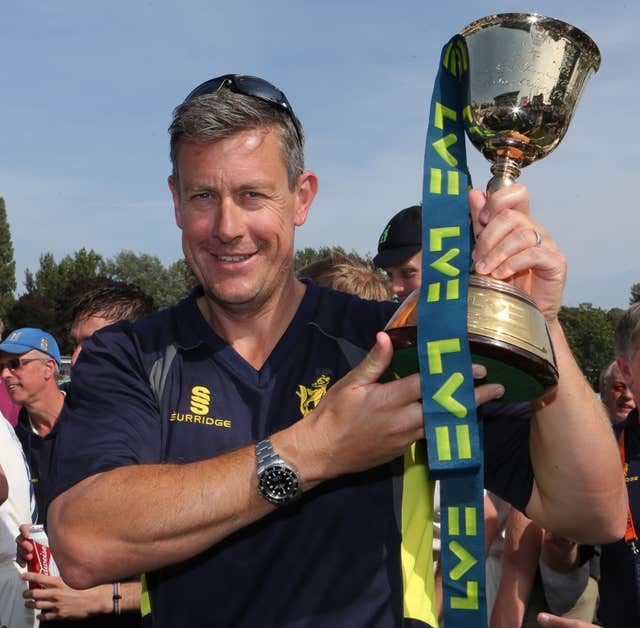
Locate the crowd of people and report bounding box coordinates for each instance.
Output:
[0,73,637,628]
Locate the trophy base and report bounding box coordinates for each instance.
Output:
[385,276,558,402]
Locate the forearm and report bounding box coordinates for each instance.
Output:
[527,320,627,542]
[49,445,276,588]
[48,413,339,590]
[490,510,542,628]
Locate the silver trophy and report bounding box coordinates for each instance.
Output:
[386,14,601,401]
[461,13,601,192]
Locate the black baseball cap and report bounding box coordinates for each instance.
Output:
[373,205,422,269]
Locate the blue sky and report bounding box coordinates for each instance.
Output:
[1,1,637,309]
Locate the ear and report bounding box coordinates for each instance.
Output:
[293,170,319,227]
[43,359,57,381]
[617,356,633,387]
[169,175,184,229]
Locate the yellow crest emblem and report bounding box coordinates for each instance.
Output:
[296,374,331,417]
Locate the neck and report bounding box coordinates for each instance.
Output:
[25,387,65,437]
[198,276,307,370]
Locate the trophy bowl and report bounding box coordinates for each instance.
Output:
[461,13,601,192]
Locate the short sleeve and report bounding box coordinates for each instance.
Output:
[46,323,162,517]
[481,401,533,513]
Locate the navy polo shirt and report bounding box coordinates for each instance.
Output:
[48,283,532,628]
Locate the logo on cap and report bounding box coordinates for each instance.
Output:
[379,224,391,245]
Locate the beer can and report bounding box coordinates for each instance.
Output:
[27,524,60,589]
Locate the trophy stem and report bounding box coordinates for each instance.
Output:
[487,155,522,194]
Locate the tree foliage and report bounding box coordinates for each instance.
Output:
[294,246,372,272]
[0,197,16,320]
[12,249,197,344]
[631,283,640,305]
[100,251,196,310]
[558,303,624,390]
[25,248,104,298]
[6,294,57,334]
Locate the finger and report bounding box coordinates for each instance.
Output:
[18,523,32,539]
[469,188,487,240]
[486,244,564,283]
[20,571,45,597]
[345,331,394,386]
[474,382,505,406]
[472,364,487,380]
[537,612,589,627]
[477,184,531,224]
[472,209,544,265]
[21,571,51,587]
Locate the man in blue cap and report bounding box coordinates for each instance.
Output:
[0,328,64,519]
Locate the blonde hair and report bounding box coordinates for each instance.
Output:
[298,252,392,301]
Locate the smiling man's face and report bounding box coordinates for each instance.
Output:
[170,128,315,315]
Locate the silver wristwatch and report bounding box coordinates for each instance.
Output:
[255,438,301,505]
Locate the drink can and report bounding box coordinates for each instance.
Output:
[27,524,60,589]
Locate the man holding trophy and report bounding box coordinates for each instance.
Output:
[44,14,625,628]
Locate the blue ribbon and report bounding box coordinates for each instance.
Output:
[418,35,487,627]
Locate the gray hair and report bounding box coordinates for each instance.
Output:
[599,360,618,393]
[615,303,640,359]
[169,89,304,190]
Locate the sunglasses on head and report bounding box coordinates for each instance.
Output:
[184,74,303,144]
[0,357,48,372]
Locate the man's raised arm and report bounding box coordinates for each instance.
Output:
[470,185,627,543]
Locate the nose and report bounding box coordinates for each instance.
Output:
[389,278,405,302]
[215,198,244,243]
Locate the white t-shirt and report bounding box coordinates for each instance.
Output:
[0,414,33,561]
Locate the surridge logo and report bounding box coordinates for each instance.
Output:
[190,385,210,415]
[296,374,331,417]
[169,385,232,429]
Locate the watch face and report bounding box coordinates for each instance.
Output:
[259,464,300,504]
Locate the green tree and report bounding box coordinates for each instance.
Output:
[294,246,372,272]
[25,249,103,299]
[6,294,57,333]
[558,303,621,390]
[631,283,640,305]
[101,251,193,309]
[0,197,16,320]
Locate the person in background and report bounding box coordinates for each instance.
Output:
[600,359,635,425]
[0,413,36,628]
[68,281,154,367]
[373,204,422,302]
[1,328,65,520]
[15,285,151,625]
[297,250,392,301]
[0,320,21,427]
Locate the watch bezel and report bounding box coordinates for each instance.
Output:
[258,463,301,505]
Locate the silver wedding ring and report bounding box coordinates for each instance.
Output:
[533,229,543,247]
